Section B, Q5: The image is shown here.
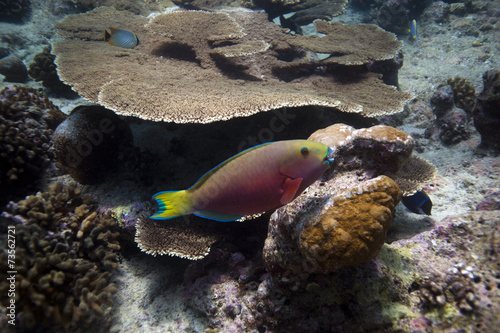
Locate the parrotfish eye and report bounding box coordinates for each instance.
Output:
[301,147,309,155]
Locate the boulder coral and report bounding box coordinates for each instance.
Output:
[263,123,435,289]
[0,182,121,331]
[52,105,133,184]
[53,7,411,123]
[263,176,401,288]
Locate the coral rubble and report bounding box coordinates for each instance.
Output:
[0,182,121,331]
[53,7,411,123]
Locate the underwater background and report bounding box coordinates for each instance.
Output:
[0,0,499,332]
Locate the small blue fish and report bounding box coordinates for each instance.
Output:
[409,19,418,41]
[104,27,139,49]
[402,190,432,215]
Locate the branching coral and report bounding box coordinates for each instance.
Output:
[53,7,411,123]
[0,86,65,194]
[28,45,72,93]
[443,76,477,113]
[0,182,120,330]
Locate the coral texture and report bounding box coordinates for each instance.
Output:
[473,69,500,150]
[53,7,411,123]
[443,76,477,113]
[28,45,71,93]
[0,55,28,82]
[0,183,120,330]
[135,217,220,260]
[0,86,65,193]
[308,123,435,195]
[52,105,133,184]
[263,175,401,288]
[0,0,31,21]
[261,123,437,289]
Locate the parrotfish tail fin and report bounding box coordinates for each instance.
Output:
[150,190,193,220]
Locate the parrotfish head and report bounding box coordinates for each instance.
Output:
[279,140,333,180]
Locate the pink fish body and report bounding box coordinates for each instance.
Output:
[151,140,333,221]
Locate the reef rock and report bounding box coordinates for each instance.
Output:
[263,175,401,289]
[52,105,133,184]
[262,123,437,289]
[473,69,500,150]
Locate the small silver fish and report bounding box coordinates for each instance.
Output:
[104,28,139,49]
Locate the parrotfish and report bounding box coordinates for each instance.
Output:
[402,190,432,215]
[104,28,139,49]
[151,140,334,222]
[409,19,418,41]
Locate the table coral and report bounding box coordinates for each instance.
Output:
[52,7,411,123]
[0,182,121,331]
[0,86,65,197]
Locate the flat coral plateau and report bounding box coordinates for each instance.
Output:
[53,7,412,123]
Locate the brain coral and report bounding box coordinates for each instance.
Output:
[0,182,120,330]
[53,7,412,123]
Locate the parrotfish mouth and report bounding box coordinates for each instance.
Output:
[325,147,335,166]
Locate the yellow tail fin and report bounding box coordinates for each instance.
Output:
[150,190,193,219]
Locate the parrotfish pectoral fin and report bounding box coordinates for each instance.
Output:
[150,190,192,220]
[193,210,244,222]
[281,177,303,205]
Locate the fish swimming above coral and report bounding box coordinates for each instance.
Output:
[104,27,139,49]
[402,190,432,215]
[409,19,418,41]
[151,140,334,222]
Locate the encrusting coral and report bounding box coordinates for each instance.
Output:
[53,7,411,123]
[0,86,65,195]
[0,182,120,331]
